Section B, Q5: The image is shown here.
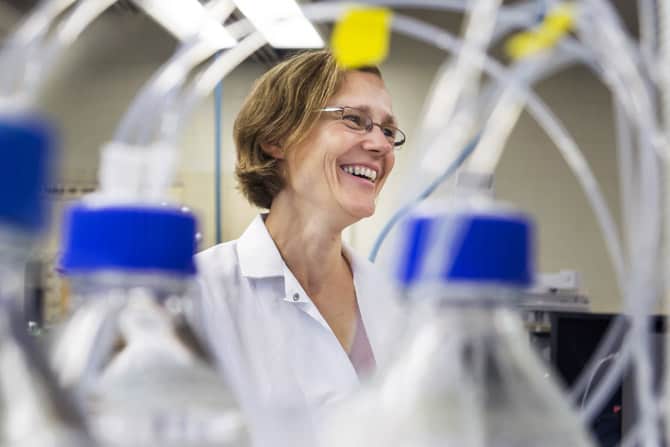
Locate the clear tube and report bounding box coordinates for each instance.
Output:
[413,0,501,162]
[637,0,659,78]
[620,398,666,447]
[580,0,665,161]
[99,3,635,427]
[113,0,239,146]
[111,7,632,420]
[576,3,664,443]
[0,0,116,107]
[660,0,670,444]
[369,44,586,262]
[121,0,538,148]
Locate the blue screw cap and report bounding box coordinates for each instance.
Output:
[60,205,198,276]
[0,114,56,233]
[396,208,534,288]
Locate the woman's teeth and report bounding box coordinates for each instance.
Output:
[341,165,378,182]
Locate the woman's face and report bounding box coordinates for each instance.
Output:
[281,71,397,225]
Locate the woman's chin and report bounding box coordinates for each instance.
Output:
[344,202,375,221]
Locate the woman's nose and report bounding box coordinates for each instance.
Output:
[362,125,393,153]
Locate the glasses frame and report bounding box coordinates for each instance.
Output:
[315,106,406,148]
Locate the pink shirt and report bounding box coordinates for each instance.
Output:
[349,306,376,377]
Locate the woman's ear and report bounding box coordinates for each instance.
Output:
[260,142,284,159]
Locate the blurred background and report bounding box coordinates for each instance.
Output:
[0,0,638,321]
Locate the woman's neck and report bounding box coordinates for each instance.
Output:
[265,194,351,297]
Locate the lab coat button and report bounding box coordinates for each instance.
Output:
[292,293,300,301]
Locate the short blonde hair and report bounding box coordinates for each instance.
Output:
[234,50,381,209]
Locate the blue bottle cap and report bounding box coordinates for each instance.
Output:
[60,205,197,276]
[0,114,56,234]
[395,208,534,288]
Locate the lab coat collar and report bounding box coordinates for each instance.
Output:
[236,214,284,278]
[237,214,401,367]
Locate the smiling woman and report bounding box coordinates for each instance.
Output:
[195,49,405,441]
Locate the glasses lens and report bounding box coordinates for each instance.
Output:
[340,108,370,131]
[381,126,397,143]
[389,127,405,147]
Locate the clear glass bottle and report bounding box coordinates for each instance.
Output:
[325,197,595,447]
[0,114,93,446]
[52,205,250,447]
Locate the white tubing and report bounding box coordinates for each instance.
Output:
[123,1,623,308]
[113,1,241,145]
[660,0,670,444]
[158,10,634,421]
[0,0,116,107]
[102,3,633,425]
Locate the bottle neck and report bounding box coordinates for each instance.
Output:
[404,281,523,307]
[0,223,36,303]
[65,271,193,316]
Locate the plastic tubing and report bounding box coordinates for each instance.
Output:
[637,0,658,72]
[0,0,76,93]
[568,66,658,419]
[128,0,538,146]
[0,0,116,107]
[613,98,636,263]
[108,2,631,422]
[137,5,632,416]
[369,43,588,262]
[408,0,503,179]
[377,11,646,424]
[323,0,539,28]
[174,10,639,424]
[368,134,480,262]
[620,398,666,447]
[419,0,502,150]
[0,0,231,108]
[165,2,661,438]
[113,1,238,145]
[394,26,644,421]
[574,3,663,441]
[660,0,670,442]
[580,0,665,161]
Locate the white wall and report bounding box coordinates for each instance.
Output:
[2,9,622,313]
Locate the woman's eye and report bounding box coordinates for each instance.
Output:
[382,127,396,138]
[343,114,363,126]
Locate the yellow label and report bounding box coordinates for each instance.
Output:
[505,3,576,60]
[331,7,392,68]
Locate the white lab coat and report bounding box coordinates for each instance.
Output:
[194,214,404,441]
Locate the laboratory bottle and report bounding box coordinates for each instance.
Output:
[0,115,94,446]
[325,197,595,447]
[53,204,250,447]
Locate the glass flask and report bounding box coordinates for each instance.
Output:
[0,115,93,446]
[325,197,595,447]
[53,205,250,447]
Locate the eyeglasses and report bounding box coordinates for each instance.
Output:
[315,106,406,148]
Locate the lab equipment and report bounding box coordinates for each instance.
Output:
[52,204,249,446]
[0,114,93,446]
[63,0,667,444]
[324,191,594,446]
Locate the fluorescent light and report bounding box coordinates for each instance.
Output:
[233,0,324,49]
[134,0,237,49]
